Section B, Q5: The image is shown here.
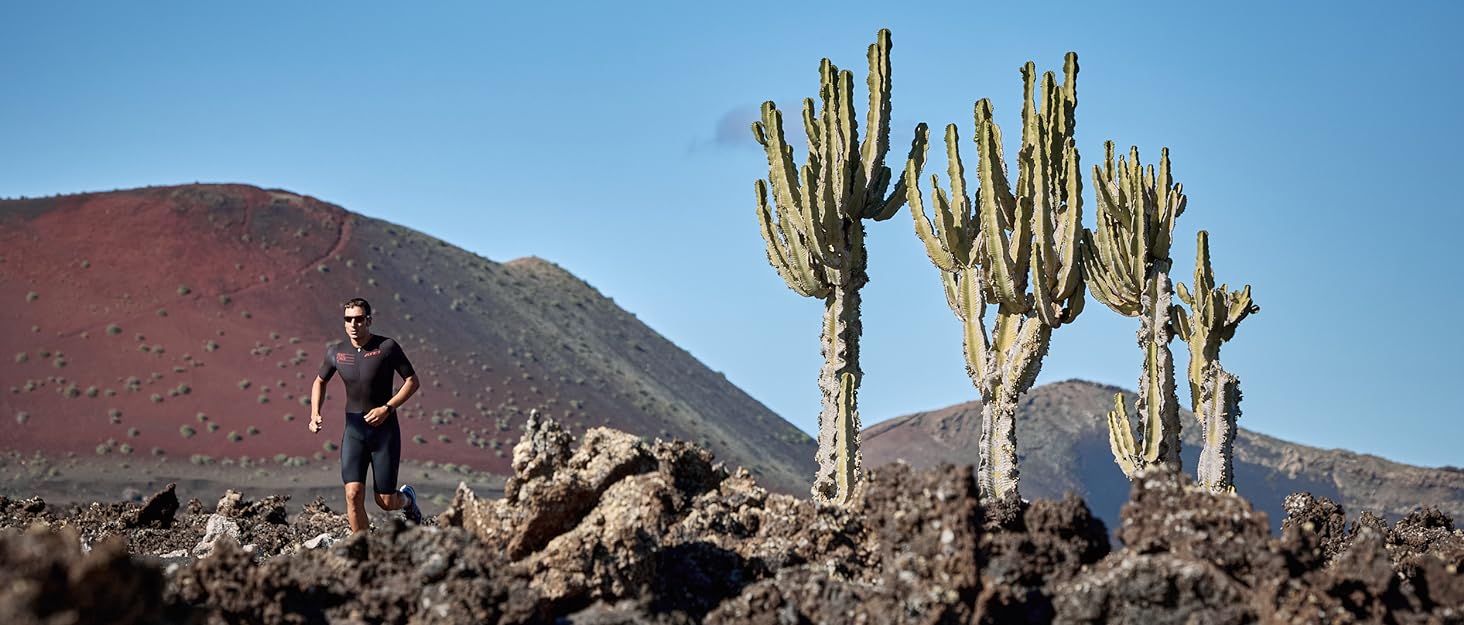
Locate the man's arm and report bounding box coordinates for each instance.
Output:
[309,376,328,433]
[386,375,420,412]
[365,375,419,426]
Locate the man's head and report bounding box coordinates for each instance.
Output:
[343,297,373,343]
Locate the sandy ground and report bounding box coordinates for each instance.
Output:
[0,449,505,519]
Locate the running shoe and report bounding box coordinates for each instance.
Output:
[399,484,423,524]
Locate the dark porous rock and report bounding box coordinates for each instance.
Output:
[703,565,904,625]
[5,419,1464,623]
[1054,470,1278,624]
[1114,469,1282,582]
[129,482,179,529]
[1387,506,1464,579]
[1279,492,1348,565]
[983,493,1110,623]
[859,462,984,622]
[0,527,166,625]
[171,524,542,625]
[1054,553,1253,625]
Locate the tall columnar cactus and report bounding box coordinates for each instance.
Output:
[1082,143,1187,480]
[1174,230,1259,492]
[906,53,1086,502]
[751,29,920,505]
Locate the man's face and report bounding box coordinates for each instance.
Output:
[344,306,372,341]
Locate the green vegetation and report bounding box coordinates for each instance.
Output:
[1174,232,1257,492]
[906,53,1085,502]
[180,425,196,438]
[106,324,122,336]
[752,29,920,505]
[744,30,1260,503]
[178,285,191,295]
[25,291,38,302]
[1085,145,1186,480]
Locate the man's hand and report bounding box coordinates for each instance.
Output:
[309,414,323,433]
[364,406,392,426]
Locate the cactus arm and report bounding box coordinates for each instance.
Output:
[868,123,928,221]
[754,104,809,243]
[973,99,1027,312]
[943,125,975,265]
[755,180,828,298]
[956,268,992,384]
[1053,139,1085,300]
[1005,316,1051,396]
[1223,285,1257,340]
[910,174,957,272]
[860,29,892,200]
[1106,394,1141,479]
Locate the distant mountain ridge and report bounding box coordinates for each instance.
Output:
[0,184,816,495]
[863,379,1464,531]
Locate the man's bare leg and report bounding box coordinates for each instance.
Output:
[345,482,369,533]
[373,492,407,511]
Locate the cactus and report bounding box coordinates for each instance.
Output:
[1175,230,1258,492]
[907,53,1085,502]
[752,29,922,505]
[1083,143,1187,479]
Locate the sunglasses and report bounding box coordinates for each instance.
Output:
[344,315,369,324]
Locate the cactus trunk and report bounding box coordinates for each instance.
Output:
[1135,269,1181,471]
[813,273,865,504]
[972,316,1051,501]
[906,53,1084,503]
[978,392,1020,500]
[1195,362,1241,492]
[1175,230,1258,492]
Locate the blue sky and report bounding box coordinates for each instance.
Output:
[3,2,1461,468]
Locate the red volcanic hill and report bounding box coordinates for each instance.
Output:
[0,184,816,494]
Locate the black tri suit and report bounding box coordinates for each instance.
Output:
[317,335,416,494]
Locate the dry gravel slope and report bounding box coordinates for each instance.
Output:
[863,379,1464,531]
[0,184,816,496]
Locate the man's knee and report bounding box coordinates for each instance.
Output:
[344,482,366,503]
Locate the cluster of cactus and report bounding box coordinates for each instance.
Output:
[752,30,1257,503]
[905,53,1086,502]
[1083,143,1260,492]
[1175,231,1259,491]
[1083,144,1187,479]
[751,29,922,505]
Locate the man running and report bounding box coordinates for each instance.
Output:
[309,297,424,532]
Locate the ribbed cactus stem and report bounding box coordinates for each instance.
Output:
[1195,362,1241,493]
[813,286,864,505]
[1175,230,1257,492]
[1083,144,1187,479]
[752,29,922,505]
[906,53,1083,503]
[1135,269,1181,471]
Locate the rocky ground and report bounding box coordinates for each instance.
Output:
[2,414,1462,624]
